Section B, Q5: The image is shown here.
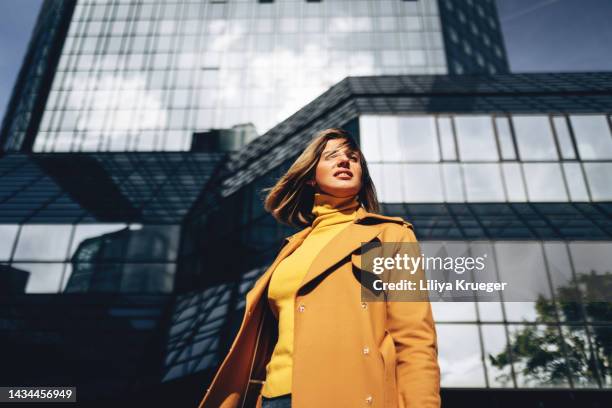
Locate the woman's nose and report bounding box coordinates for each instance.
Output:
[336,152,352,162]
[336,157,350,167]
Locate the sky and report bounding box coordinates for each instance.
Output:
[1,0,612,122]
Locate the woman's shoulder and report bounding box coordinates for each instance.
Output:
[356,208,413,229]
[356,209,416,240]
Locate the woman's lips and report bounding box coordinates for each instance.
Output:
[334,170,353,179]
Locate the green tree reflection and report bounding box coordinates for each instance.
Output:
[489,271,611,387]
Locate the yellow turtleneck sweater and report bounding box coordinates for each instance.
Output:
[260,193,360,398]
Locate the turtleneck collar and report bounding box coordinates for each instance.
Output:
[311,193,360,229]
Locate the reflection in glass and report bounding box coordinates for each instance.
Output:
[497,325,571,387]
[501,162,527,201]
[63,263,175,293]
[382,164,403,203]
[477,302,504,322]
[125,225,180,262]
[359,115,382,162]
[11,263,64,294]
[14,225,73,261]
[454,116,498,161]
[480,324,514,387]
[562,325,607,388]
[542,242,577,299]
[401,164,443,202]
[430,302,477,322]
[378,116,402,162]
[583,163,612,201]
[121,263,175,293]
[495,117,516,160]
[398,116,440,161]
[523,163,568,201]
[69,224,127,258]
[513,115,558,160]
[570,115,612,160]
[495,242,549,321]
[463,164,505,202]
[437,117,457,160]
[436,324,486,387]
[552,116,576,159]
[568,242,612,277]
[69,224,180,264]
[368,163,384,201]
[562,163,589,201]
[441,163,465,202]
[0,225,19,260]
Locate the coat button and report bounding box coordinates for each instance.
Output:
[361,302,368,309]
[298,304,305,312]
[365,395,373,404]
[363,346,370,355]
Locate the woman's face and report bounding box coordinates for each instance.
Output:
[313,138,363,198]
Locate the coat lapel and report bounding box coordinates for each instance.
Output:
[244,207,407,310]
[298,217,382,292]
[245,227,311,311]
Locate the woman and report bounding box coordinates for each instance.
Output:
[198,128,440,408]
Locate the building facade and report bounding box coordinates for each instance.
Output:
[2,0,506,153]
[171,74,612,402]
[0,0,609,406]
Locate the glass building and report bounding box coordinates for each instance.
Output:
[2,0,507,153]
[0,1,609,406]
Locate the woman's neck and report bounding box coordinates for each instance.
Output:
[311,193,360,229]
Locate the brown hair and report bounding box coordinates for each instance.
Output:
[263,128,380,227]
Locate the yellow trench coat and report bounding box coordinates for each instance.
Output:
[198,207,440,408]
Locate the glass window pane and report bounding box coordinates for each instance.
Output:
[69,223,129,259]
[512,115,558,160]
[552,116,576,159]
[543,242,577,302]
[0,225,20,260]
[120,263,175,293]
[463,164,505,202]
[401,164,443,202]
[63,262,175,293]
[570,115,612,160]
[368,163,385,201]
[477,302,505,322]
[442,163,465,202]
[359,115,382,162]
[569,242,612,277]
[398,116,439,161]
[513,324,573,387]
[454,115,498,161]
[495,242,549,321]
[12,263,64,294]
[481,325,514,387]
[124,225,181,262]
[523,163,568,201]
[14,225,73,261]
[437,116,456,160]
[381,164,403,203]
[583,163,612,201]
[562,162,589,201]
[501,162,527,201]
[431,303,477,322]
[495,117,516,160]
[437,324,486,387]
[561,325,602,388]
[378,116,401,162]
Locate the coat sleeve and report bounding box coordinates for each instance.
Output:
[384,224,441,408]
